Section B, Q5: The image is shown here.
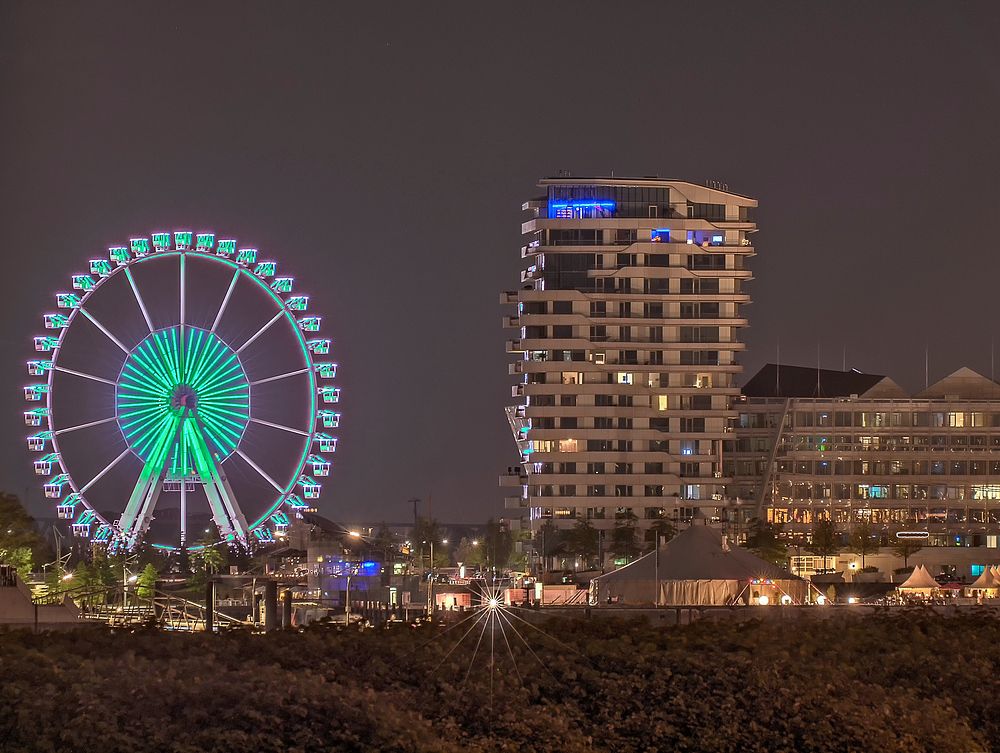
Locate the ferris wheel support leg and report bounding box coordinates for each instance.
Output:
[188,424,249,544]
[180,482,187,547]
[119,418,177,549]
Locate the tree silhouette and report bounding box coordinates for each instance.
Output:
[850,522,880,569]
[809,519,841,572]
[892,538,923,569]
[745,518,787,567]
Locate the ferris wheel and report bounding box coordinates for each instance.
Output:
[23,231,340,552]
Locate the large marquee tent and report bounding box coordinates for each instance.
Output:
[589,524,810,606]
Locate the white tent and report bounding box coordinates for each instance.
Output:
[589,524,809,606]
[897,564,940,593]
[968,567,997,590]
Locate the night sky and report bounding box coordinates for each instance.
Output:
[3,2,1000,524]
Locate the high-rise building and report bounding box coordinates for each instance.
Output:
[501,177,758,556]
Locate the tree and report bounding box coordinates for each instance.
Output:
[0,492,48,576]
[412,516,442,571]
[371,522,396,565]
[483,518,514,570]
[566,520,599,569]
[0,547,33,580]
[190,544,225,576]
[454,537,485,568]
[892,538,923,569]
[644,519,677,551]
[809,520,841,572]
[136,563,158,599]
[537,520,565,560]
[610,519,639,563]
[849,522,880,569]
[745,518,787,567]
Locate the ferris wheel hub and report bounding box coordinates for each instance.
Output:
[171,384,198,412]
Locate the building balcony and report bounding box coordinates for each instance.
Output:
[499,468,528,486]
[501,291,519,305]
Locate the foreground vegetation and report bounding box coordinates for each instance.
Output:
[1,612,997,752]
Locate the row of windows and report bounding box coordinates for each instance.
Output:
[768,507,1000,525]
[739,411,1000,429]
[773,482,1000,501]
[530,483,716,499]
[775,459,1000,476]
[530,453,710,474]
[525,325,727,341]
[523,301,730,318]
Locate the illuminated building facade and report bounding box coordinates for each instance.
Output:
[730,364,1000,558]
[501,177,757,547]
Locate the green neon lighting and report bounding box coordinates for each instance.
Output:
[57,292,81,308]
[130,238,151,256]
[72,274,95,290]
[236,248,258,265]
[151,232,171,251]
[90,259,112,276]
[117,326,250,474]
[109,247,130,264]
[216,239,236,257]
[174,231,193,250]
[253,261,276,277]
[195,233,215,251]
[271,277,293,293]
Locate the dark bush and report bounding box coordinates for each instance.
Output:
[0,613,994,752]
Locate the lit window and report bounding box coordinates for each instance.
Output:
[657,395,669,411]
[592,351,606,365]
[972,564,985,577]
[650,229,670,243]
[559,439,578,453]
[616,372,633,385]
[973,485,1000,500]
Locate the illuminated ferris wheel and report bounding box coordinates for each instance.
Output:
[24,231,340,552]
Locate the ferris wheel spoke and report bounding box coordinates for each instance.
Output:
[235,448,284,492]
[79,448,131,494]
[54,416,118,436]
[123,267,155,333]
[235,310,284,354]
[52,365,118,387]
[249,367,311,387]
[79,309,130,354]
[250,417,310,437]
[211,268,241,335]
[179,253,186,329]
[128,339,175,390]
